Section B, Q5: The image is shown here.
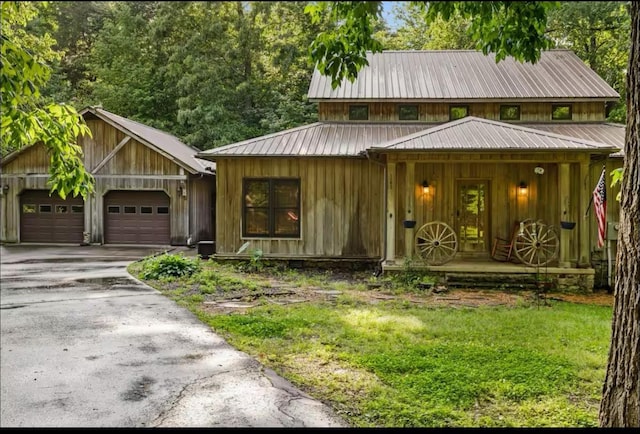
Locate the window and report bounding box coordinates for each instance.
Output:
[39,205,52,213]
[349,105,369,120]
[124,206,136,214]
[243,178,300,238]
[107,206,120,214]
[551,104,572,120]
[22,204,36,214]
[398,105,419,121]
[500,105,520,121]
[71,205,84,213]
[140,206,153,214]
[56,205,68,213]
[449,105,469,120]
[157,206,169,214]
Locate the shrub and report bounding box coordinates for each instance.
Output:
[139,253,201,280]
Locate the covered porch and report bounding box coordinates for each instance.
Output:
[369,118,617,291]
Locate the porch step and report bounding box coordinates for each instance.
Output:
[444,272,540,290]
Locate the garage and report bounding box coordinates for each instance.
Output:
[20,190,84,243]
[104,191,170,245]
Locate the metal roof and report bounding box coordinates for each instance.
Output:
[521,123,625,157]
[197,122,431,158]
[81,107,215,174]
[308,50,620,101]
[371,117,618,152]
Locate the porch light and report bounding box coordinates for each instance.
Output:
[421,180,430,194]
[518,181,527,196]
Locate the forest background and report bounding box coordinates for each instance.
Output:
[2,0,631,157]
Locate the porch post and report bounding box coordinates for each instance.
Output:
[559,163,571,267]
[385,162,397,264]
[578,161,590,267]
[404,161,415,260]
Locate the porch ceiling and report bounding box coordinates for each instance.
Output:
[370,117,618,153]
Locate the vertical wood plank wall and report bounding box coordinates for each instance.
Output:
[215,157,384,258]
[318,101,607,122]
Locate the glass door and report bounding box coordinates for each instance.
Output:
[457,181,489,253]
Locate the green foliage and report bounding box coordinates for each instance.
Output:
[1,1,94,199]
[139,253,201,280]
[610,168,624,201]
[188,267,258,294]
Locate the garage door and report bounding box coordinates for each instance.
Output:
[20,190,84,243]
[104,191,170,244]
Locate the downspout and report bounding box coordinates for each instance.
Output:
[365,150,387,275]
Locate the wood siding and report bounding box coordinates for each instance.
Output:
[318,101,607,123]
[0,119,214,245]
[189,176,216,242]
[215,158,383,258]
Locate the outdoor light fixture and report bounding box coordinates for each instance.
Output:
[518,181,528,196]
[421,180,430,194]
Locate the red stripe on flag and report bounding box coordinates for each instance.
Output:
[593,167,607,248]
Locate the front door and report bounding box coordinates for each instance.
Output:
[457,181,489,253]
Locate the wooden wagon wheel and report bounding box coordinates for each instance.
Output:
[513,219,559,267]
[414,221,458,265]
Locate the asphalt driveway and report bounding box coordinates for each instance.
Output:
[0,245,345,428]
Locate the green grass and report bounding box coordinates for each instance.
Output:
[130,259,612,427]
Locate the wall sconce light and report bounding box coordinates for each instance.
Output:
[421,180,430,194]
[518,181,527,196]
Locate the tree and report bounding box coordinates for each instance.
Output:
[306,1,639,426]
[546,2,630,123]
[1,1,94,199]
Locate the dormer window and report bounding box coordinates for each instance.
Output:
[349,105,369,121]
[398,104,418,121]
[500,105,520,121]
[551,104,572,120]
[449,105,469,120]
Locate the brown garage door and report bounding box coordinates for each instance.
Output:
[104,191,170,244]
[20,190,84,243]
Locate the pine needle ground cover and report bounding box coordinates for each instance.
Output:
[131,257,612,428]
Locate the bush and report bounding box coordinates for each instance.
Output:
[139,253,201,280]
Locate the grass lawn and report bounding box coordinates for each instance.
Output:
[129,255,613,428]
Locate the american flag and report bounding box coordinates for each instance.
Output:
[593,166,607,248]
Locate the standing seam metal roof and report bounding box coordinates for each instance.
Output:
[371,117,618,152]
[308,50,620,100]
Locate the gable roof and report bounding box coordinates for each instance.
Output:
[370,117,618,153]
[81,107,215,174]
[196,122,431,158]
[308,50,620,101]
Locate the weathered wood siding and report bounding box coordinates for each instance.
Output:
[189,175,216,242]
[215,157,383,258]
[318,101,607,122]
[0,118,211,245]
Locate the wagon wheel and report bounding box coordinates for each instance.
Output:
[513,219,559,267]
[414,221,458,265]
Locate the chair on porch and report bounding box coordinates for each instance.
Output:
[491,221,520,262]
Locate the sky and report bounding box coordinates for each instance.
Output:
[381,1,402,31]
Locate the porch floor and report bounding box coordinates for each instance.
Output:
[383,257,595,292]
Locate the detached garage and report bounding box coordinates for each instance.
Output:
[0,107,216,246]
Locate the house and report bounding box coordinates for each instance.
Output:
[0,107,216,246]
[197,50,625,290]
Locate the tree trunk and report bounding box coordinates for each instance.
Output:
[598,1,640,427]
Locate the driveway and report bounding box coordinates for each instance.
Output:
[0,245,345,428]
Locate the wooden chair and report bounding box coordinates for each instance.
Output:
[491,221,520,262]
